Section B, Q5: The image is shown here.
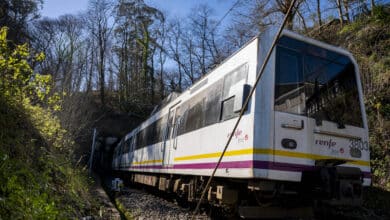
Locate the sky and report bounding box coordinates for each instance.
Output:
[41,0,235,21]
[40,0,236,71]
[41,0,89,18]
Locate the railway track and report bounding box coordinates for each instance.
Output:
[114,187,209,220]
[110,184,387,220]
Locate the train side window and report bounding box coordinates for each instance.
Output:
[205,81,222,126]
[140,129,147,148]
[221,96,235,121]
[177,107,188,135]
[128,137,133,152]
[146,122,155,146]
[140,129,146,148]
[122,138,130,153]
[150,120,156,144]
[156,119,161,143]
[136,131,144,149]
[185,100,205,133]
[174,65,247,136]
[133,134,137,150]
[118,141,123,155]
[222,64,248,99]
[220,64,248,121]
[159,116,168,142]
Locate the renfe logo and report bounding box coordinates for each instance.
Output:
[315,139,336,148]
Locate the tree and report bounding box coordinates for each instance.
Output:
[155,19,168,99]
[167,19,184,90]
[114,0,164,109]
[343,0,351,22]
[57,15,85,93]
[334,0,345,25]
[31,15,86,94]
[223,0,277,49]
[0,26,58,108]
[316,0,322,26]
[0,0,42,44]
[188,4,219,76]
[87,0,114,108]
[274,0,303,30]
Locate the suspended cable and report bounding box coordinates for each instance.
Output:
[211,0,241,33]
[191,0,299,218]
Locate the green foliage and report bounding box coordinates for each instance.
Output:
[0,26,97,218]
[0,150,59,219]
[312,7,390,191]
[0,27,61,109]
[337,10,390,191]
[115,198,133,220]
[23,98,68,149]
[372,5,390,24]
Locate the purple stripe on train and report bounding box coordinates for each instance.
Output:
[173,160,253,169]
[122,160,371,178]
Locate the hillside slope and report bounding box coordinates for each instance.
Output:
[309,5,389,190]
[0,27,102,218]
[308,6,390,217]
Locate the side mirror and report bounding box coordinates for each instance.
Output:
[229,83,251,113]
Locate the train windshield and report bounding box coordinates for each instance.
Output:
[274,36,363,128]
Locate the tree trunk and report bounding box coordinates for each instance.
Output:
[297,10,307,31]
[317,0,322,26]
[159,58,164,99]
[98,25,105,108]
[189,40,194,84]
[343,0,351,23]
[286,14,294,30]
[337,0,344,26]
[201,15,207,76]
[150,50,155,104]
[177,55,182,91]
[371,0,376,16]
[87,42,94,93]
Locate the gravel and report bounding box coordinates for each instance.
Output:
[115,187,209,220]
[111,185,388,220]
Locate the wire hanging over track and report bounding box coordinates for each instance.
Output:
[191,0,299,218]
[210,0,241,33]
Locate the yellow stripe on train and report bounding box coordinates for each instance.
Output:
[173,148,370,167]
[132,159,163,165]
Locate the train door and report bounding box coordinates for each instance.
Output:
[163,103,180,167]
[273,46,309,166]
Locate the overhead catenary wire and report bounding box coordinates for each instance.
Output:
[191,0,299,218]
[210,0,241,33]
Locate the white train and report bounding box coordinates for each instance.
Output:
[112,29,370,213]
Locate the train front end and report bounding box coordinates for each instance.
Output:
[260,31,370,205]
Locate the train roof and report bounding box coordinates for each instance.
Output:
[125,28,357,139]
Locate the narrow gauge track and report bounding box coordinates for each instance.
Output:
[113,183,386,220]
[115,186,210,220]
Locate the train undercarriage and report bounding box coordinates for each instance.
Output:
[114,166,363,218]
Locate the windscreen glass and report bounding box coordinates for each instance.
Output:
[274,36,363,127]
